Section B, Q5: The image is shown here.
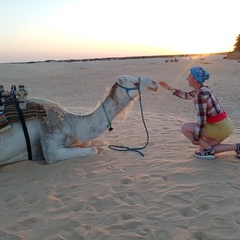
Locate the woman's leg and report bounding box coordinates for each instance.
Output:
[201,132,237,154]
[197,136,239,156]
[201,137,223,147]
[181,122,195,141]
[212,143,237,154]
[181,122,212,150]
[181,122,239,157]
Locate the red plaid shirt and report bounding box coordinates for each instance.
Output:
[173,86,223,139]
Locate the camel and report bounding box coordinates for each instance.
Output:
[0,75,158,166]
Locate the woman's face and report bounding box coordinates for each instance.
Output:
[187,72,196,87]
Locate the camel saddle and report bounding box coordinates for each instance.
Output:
[0,101,47,133]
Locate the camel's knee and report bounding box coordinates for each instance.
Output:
[89,147,98,156]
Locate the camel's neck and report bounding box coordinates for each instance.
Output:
[66,94,130,142]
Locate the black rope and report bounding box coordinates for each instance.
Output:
[108,88,149,157]
[15,100,32,160]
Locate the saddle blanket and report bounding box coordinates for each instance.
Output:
[0,111,9,133]
[0,101,47,133]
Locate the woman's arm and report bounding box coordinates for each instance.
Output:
[159,81,175,92]
[159,81,196,99]
[194,93,208,139]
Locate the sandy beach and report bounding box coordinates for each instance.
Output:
[1,54,240,240]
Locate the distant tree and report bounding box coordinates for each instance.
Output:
[233,34,240,51]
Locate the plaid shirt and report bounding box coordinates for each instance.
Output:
[173,86,223,139]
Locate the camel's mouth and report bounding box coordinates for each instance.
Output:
[146,80,158,92]
[148,85,158,92]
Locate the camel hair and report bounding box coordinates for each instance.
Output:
[0,75,158,166]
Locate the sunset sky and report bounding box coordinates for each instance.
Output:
[1,0,239,63]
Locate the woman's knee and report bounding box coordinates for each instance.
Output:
[181,122,195,134]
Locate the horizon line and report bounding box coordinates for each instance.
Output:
[2,51,229,64]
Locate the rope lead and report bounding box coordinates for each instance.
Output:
[108,81,149,157]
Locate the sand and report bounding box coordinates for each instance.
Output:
[0,55,240,240]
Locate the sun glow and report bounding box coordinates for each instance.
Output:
[1,0,239,62]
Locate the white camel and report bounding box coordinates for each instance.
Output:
[0,75,158,166]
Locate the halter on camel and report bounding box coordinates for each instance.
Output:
[102,77,150,157]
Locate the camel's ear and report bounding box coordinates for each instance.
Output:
[117,76,125,85]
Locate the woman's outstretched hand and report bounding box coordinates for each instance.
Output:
[159,81,173,91]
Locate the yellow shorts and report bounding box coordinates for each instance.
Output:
[203,117,233,140]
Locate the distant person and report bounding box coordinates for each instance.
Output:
[159,66,240,159]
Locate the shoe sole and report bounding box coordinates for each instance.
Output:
[193,153,215,159]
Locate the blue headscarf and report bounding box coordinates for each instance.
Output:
[190,66,210,84]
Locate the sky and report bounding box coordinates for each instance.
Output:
[1,0,239,63]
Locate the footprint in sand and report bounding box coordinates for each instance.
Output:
[178,206,199,217]
[120,176,135,185]
[191,231,209,240]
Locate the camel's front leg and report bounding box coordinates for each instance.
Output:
[70,140,92,148]
[70,139,108,148]
[44,147,98,164]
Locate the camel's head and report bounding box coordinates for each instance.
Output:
[115,75,158,100]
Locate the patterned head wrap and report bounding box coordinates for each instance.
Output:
[190,66,210,84]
